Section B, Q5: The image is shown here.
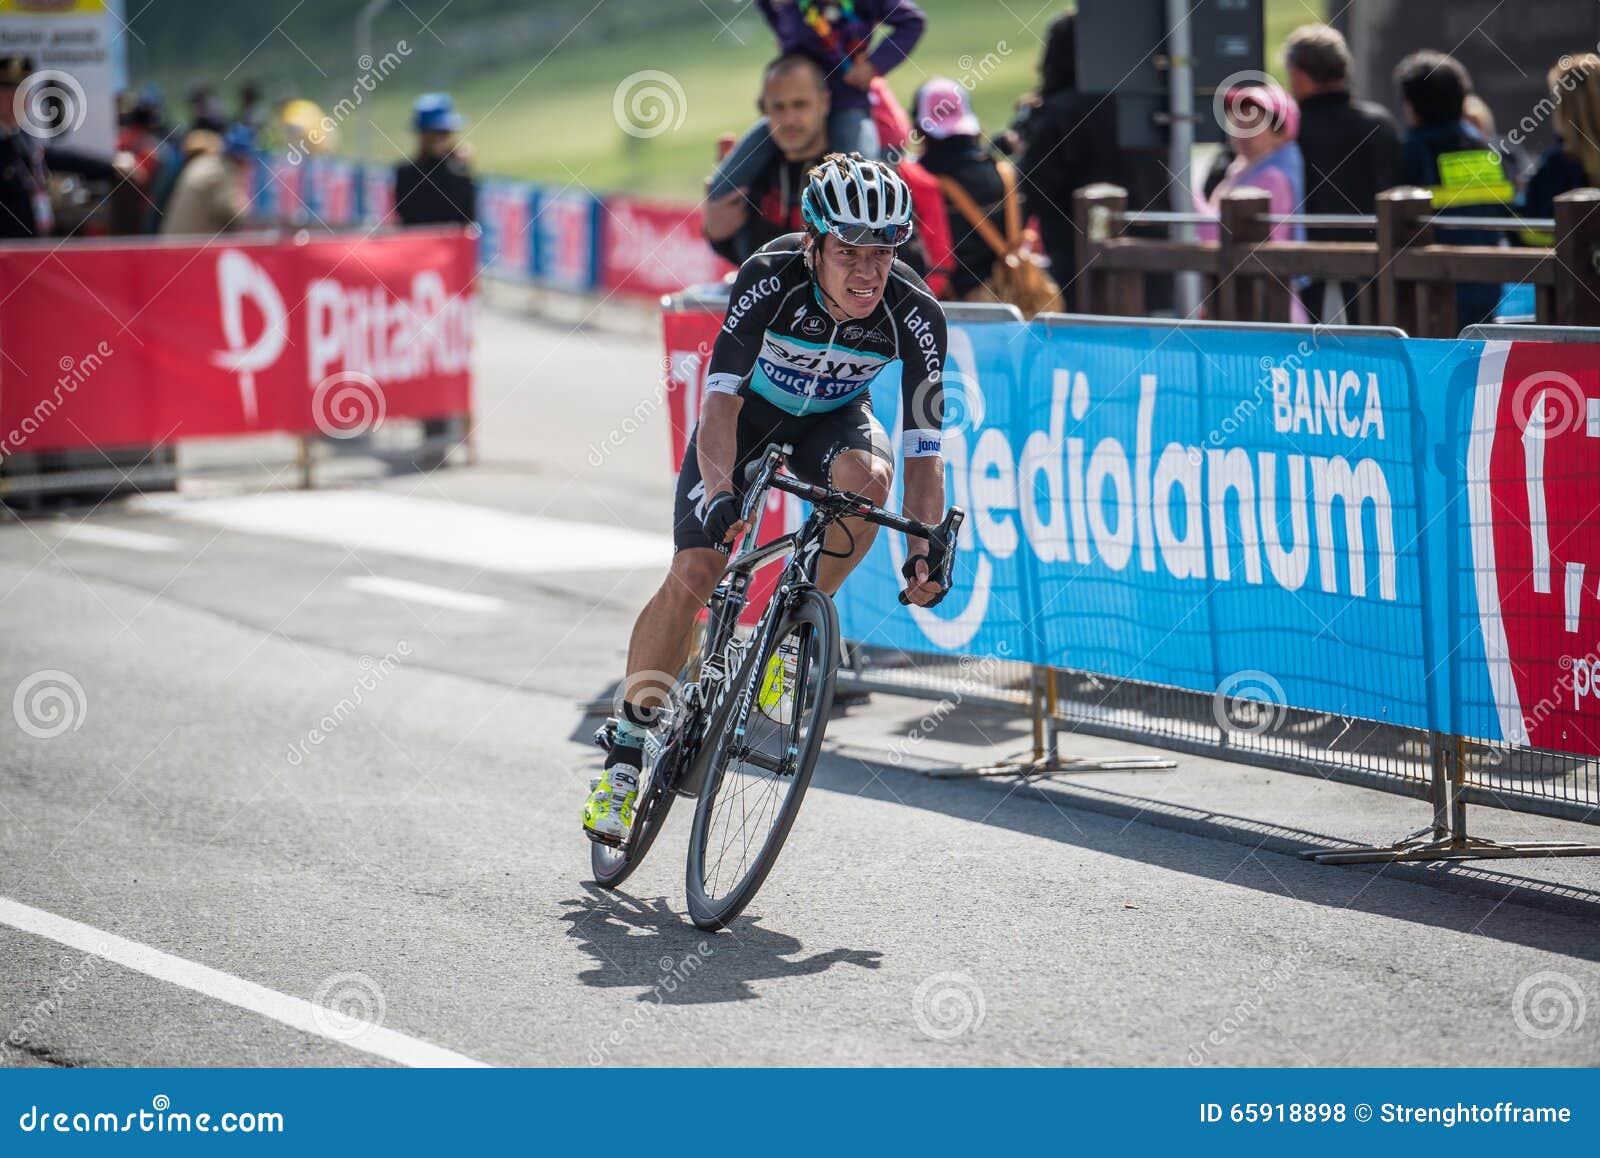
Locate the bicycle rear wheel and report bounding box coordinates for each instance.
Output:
[685,588,838,931]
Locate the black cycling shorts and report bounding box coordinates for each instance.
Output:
[672,392,892,554]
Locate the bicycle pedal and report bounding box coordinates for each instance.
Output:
[584,827,623,848]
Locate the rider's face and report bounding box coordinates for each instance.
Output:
[813,234,896,319]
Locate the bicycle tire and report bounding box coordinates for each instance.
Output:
[685,587,838,931]
[589,727,681,889]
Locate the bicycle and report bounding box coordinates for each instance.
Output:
[589,441,964,931]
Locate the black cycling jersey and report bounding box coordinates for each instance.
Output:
[703,232,947,459]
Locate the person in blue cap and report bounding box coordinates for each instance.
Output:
[394,92,476,226]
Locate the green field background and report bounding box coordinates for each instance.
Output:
[137,0,1326,200]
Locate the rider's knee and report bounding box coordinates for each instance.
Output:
[830,451,893,504]
[661,550,723,610]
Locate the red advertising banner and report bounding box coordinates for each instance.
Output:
[1474,340,1600,754]
[0,228,474,456]
[603,196,733,299]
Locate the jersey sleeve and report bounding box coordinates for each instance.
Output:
[896,286,948,458]
[703,249,795,399]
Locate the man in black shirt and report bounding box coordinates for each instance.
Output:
[0,55,123,239]
[393,93,477,227]
[1283,24,1402,323]
[703,54,832,266]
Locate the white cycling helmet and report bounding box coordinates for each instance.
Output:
[800,152,915,247]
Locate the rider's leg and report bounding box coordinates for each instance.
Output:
[617,548,726,720]
[585,548,726,840]
[814,448,893,596]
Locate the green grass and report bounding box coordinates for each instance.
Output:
[340,0,1323,199]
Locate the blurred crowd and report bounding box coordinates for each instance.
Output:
[6,0,1600,329]
[696,2,1600,326]
[0,54,480,243]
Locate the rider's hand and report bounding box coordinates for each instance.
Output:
[701,491,748,547]
[900,554,946,608]
[702,188,749,242]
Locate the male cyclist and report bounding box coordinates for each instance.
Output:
[583,152,951,845]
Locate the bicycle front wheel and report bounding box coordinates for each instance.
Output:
[685,587,838,931]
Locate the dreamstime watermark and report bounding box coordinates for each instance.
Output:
[311,971,387,1043]
[1211,669,1288,739]
[885,644,1013,766]
[285,41,412,164]
[613,70,687,139]
[586,943,716,1064]
[14,69,87,140]
[311,370,387,439]
[1187,941,1313,1064]
[912,971,986,1040]
[1189,330,1333,464]
[886,41,1013,163]
[1496,52,1600,166]
[0,340,114,468]
[13,670,88,740]
[1509,369,1590,441]
[285,644,411,767]
[1512,970,1587,1040]
[1211,70,1279,139]
[0,946,106,1062]
[586,343,709,467]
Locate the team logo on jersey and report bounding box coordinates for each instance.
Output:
[842,323,866,342]
[800,314,828,338]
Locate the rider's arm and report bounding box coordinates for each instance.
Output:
[697,248,791,505]
[896,289,949,599]
[697,390,744,503]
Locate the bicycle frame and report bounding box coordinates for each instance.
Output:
[693,442,961,715]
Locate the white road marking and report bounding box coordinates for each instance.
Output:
[347,575,507,613]
[140,491,673,575]
[0,896,488,1068]
[54,523,178,553]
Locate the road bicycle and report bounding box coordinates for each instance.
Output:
[589,442,963,930]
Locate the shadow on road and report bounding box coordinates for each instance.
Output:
[809,749,1600,961]
[558,882,882,1003]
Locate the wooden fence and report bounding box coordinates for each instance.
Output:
[1070,184,1600,336]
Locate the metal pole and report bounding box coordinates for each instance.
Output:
[356,0,393,166]
[1165,0,1201,318]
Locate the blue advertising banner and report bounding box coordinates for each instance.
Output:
[531,186,601,292]
[841,320,1443,735]
[477,179,535,282]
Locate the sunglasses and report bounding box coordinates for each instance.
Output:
[829,221,911,247]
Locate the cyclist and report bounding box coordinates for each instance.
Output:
[583,151,951,844]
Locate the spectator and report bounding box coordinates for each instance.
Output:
[1462,95,1536,194]
[1008,12,1120,295]
[704,54,834,264]
[184,82,227,134]
[1282,22,1401,323]
[160,124,255,236]
[708,0,926,200]
[0,54,124,239]
[394,93,477,226]
[913,78,1006,298]
[1196,85,1306,238]
[1520,54,1600,244]
[110,91,167,235]
[1394,50,1513,328]
[1197,84,1306,320]
[236,81,269,135]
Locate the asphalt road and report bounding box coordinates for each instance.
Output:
[2,302,1598,1067]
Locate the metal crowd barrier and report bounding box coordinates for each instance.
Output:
[660,292,1600,864]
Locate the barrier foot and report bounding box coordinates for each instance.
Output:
[1304,832,1600,864]
[932,749,1176,780]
